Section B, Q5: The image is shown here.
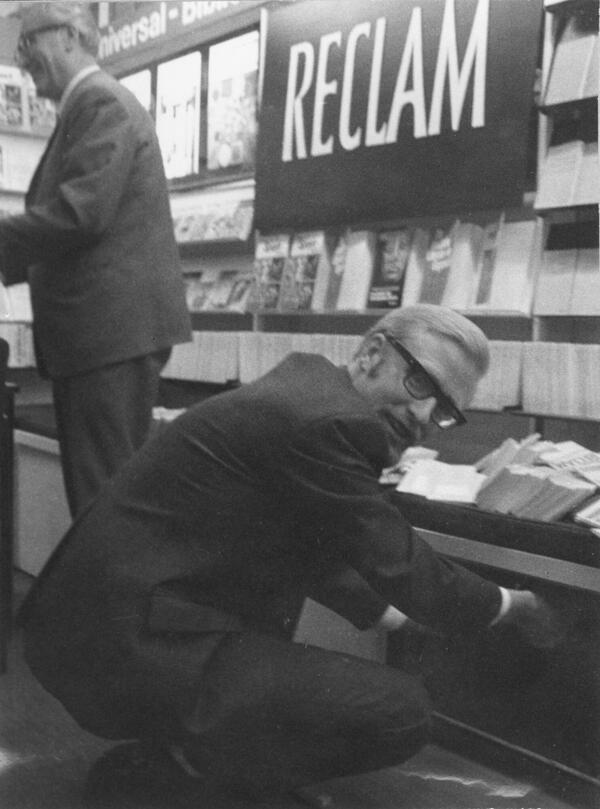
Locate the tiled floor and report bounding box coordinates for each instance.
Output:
[0,574,595,809]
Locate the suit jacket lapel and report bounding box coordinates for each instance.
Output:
[26,117,61,205]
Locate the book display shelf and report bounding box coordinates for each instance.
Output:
[0,0,597,791]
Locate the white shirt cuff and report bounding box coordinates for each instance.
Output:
[489,586,512,626]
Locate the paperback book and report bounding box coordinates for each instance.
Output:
[367,227,414,309]
[336,230,377,311]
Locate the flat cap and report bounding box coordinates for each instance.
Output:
[19,2,99,54]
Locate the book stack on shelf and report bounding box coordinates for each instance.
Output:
[535,137,599,210]
[542,4,598,107]
[521,342,600,418]
[184,268,220,313]
[182,252,254,315]
[536,3,599,212]
[534,245,600,314]
[468,340,524,411]
[0,280,32,321]
[238,332,361,384]
[161,331,240,383]
[173,198,253,243]
[0,321,35,367]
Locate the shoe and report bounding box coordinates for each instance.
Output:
[291,787,334,808]
[82,742,215,808]
[83,741,335,809]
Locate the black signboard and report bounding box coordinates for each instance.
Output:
[255,0,543,231]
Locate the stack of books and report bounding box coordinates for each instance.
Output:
[468,340,524,411]
[475,435,598,521]
[0,322,35,367]
[389,435,600,524]
[237,332,361,384]
[534,247,600,315]
[542,7,599,106]
[161,331,240,383]
[521,342,600,418]
[173,199,253,243]
[535,139,599,210]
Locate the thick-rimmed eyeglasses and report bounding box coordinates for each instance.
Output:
[382,332,466,430]
[15,24,67,61]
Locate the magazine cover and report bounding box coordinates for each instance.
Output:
[280,231,331,311]
[0,66,24,129]
[250,233,291,310]
[368,227,414,308]
[207,31,259,171]
[156,52,201,179]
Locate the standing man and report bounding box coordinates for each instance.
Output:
[0,3,191,516]
[22,305,565,807]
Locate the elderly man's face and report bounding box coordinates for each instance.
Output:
[16,23,69,101]
[356,330,480,451]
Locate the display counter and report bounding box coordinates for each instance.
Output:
[388,492,600,790]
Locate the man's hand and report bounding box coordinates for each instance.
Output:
[376,605,438,639]
[500,590,568,649]
[376,605,411,632]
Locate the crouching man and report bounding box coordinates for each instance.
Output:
[21,305,564,807]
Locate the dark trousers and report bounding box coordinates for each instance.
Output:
[171,632,432,798]
[52,350,170,518]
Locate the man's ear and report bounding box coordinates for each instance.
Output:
[62,25,78,52]
[361,333,386,375]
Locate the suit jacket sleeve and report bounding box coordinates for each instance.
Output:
[307,566,389,630]
[0,88,139,283]
[270,413,502,634]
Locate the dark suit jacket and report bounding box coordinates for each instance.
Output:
[23,353,501,738]
[0,69,190,377]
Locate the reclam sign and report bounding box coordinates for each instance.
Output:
[255,0,542,231]
[282,0,488,161]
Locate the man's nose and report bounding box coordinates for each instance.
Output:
[408,397,437,424]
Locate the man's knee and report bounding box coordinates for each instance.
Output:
[361,662,432,730]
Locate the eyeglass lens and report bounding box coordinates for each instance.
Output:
[403,368,437,400]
